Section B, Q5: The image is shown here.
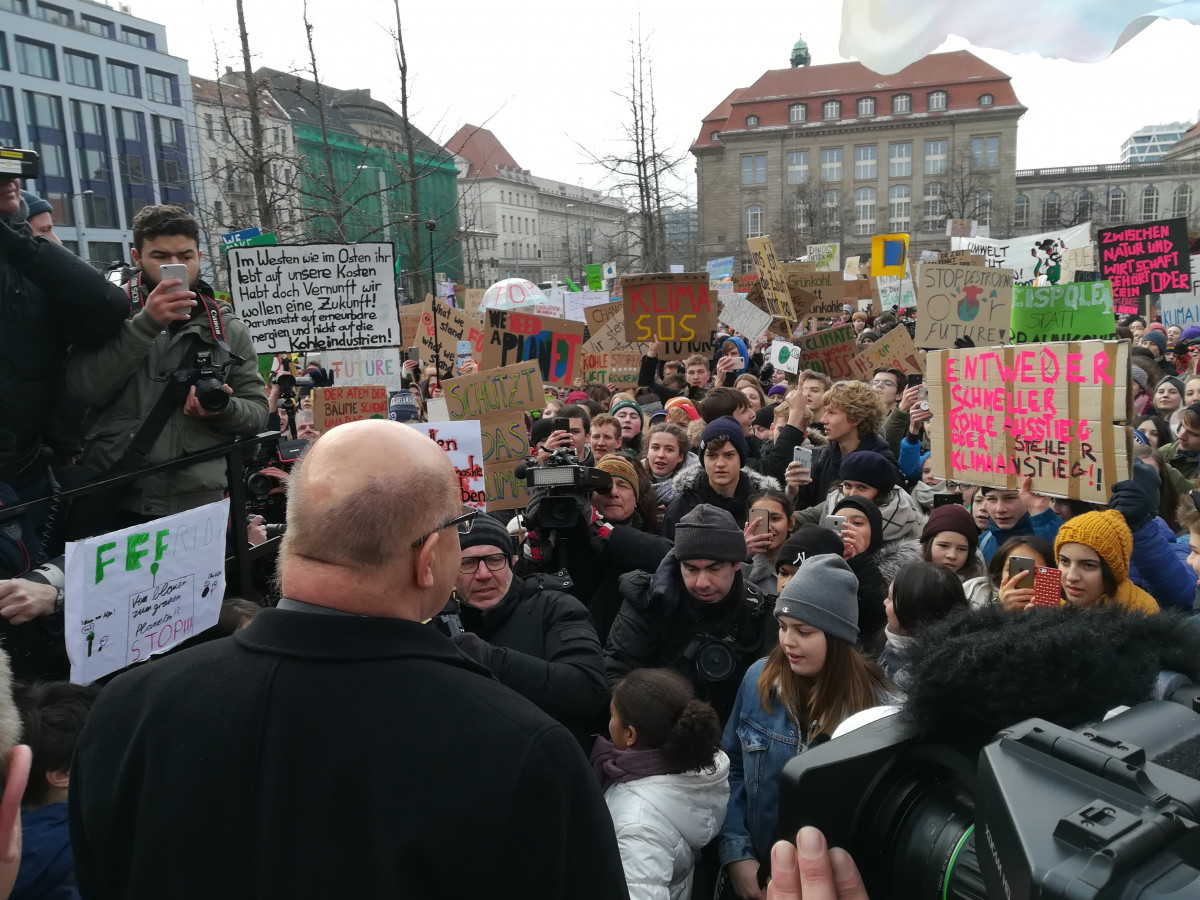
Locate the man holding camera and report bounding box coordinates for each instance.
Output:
[66,205,266,524]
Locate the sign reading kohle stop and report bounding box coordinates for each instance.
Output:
[227,243,401,353]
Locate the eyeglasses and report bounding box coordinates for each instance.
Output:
[411,508,479,548]
[458,553,509,574]
[946,481,973,492]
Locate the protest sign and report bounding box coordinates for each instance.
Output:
[228,243,399,352]
[622,273,717,351]
[400,303,424,347]
[915,264,1015,349]
[936,250,984,266]
[481,309,585,386]
[747,237,797,323]
[877,276,901,310]
[1059,246,1096,284]
[899,277,916,310]
[926,340,1131,503]
[586,264,604,291]
[1098,217,1191,315]
[784,266,844,318]
[580,348,641,386]
[460,288,486,322]
[324,349,405,392]
[807,242,840,272]
[769,340,801,374]
[1159,257,1200,328]
[946,219,977,238]
[408,420,487,510]
[445,361,545,511]
[799,324,857,380]
[1010,281,1117,343]
[843,256,861,280]
[720,294,774,343]
[849,326,924,379]
[312,385,388,432]
[564,290,612,323]
[951,222,1092,285]
[706,256,735,282]
[65,499,228,684]
[870,233,909,277]
[584,307,650,356]
[406,298,486,374]
[585,298,623,333]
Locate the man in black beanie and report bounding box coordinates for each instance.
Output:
[604,503,774,723]
[450,514,608,745]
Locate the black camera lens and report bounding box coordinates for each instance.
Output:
[195,377,229,413]
[244,471,274,499]
[696,640,737,682]
[276,373,296,392]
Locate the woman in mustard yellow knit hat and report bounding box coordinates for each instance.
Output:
[1054,510,1159,614]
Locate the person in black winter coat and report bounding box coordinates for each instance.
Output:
[605,504,774,724]
[451,515,609,744]
[662,417,782,539]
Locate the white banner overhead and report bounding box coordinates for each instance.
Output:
[951,222,1092,286]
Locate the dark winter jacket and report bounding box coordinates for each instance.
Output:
[662,465,782,539]
[12,800,78,900]
[638,355,708,405]
[1127,516,1196,610]
[0,209,128,483]
[605,552,774,724]
[978,508,1064,563]
[458,571,610,738]
[69,607,629,900]
[793,432,900,509]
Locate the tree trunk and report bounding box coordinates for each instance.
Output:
[235,0,273,231]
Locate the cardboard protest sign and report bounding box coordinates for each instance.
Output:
[951,223,1091,285]
[1159,257,1200,328]
[445,362,545,511]
[870,233,909,277]
[585,299,623,333]
[877,276,901,310]
[622,273,718,350]
[406,298,485,374]
[843,256,861,280]
[926,341,1131,503]
[799,325,857,380]
[586,264,604,291]
[747,237,797,323]
[400,303,425,347]
[946,219,977,238]
[1010,281,1117,343]
[706,256,735,282]
[807,242,840,272]
[564,290,611,323]
[65,499,228,684]
[228,243,399,352]
[580,348,641,386]
[784,266,844,319]
[1059,246,1096,284]
[481,309,585,387]
[460,288,486,322]
[312,385,388,432]
[720,294,774,343]
[324,349,405,392]
[915,264,1015,349]
[849,326,924,379]
[1098,217,1191,315]
[769,340,800,374]
[408,420,487,510]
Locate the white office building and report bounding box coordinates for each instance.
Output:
[1120,122,1192,165]
[0,0,202,267]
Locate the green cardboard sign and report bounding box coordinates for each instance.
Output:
[1009,280,1117,343]
[220,231,278,255]
[586,264,603,291]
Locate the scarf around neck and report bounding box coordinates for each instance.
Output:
[589,736,673,792]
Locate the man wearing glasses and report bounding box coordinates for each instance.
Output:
[69,420,628,899]
[450,514,608,745]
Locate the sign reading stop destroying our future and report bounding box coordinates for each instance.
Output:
[622,273,717,352]
[926,340,1131,503]
[915,264,1015,349]
[445,361,546,511]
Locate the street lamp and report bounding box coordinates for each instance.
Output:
[356,165,391,246]
[565,202,575,283]
[69,189,93,262]
[425,219,442,377]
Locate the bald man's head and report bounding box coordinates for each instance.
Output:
[281,420,459,571]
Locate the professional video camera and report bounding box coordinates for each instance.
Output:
[170,351,233,413]
[244,438,307,522]
[520,447,612,530]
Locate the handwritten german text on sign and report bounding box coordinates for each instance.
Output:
[799,325,857,380]
[1097,217,1191,314]
[915,265,1014,349]
[65,499,228,684]
[951,223,1092,285]
[720,294,774,343]
[482,309,584,386]
[849,326,924,379]
[313,385,388,432]
[747,237,797,322]
[1159,257,1200,328]
[1009,281,1117,343]
[807,243,840,273]
[926,341,1130,503]
[622,273,717,351]
[445,362,545,511]
[408,420,487,510]
[228,243,399,353]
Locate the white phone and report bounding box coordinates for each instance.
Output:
[824,514,846,532]
[794,446,812,468]
[159,263,190,288]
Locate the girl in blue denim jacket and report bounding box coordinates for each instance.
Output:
[716,554,891,899]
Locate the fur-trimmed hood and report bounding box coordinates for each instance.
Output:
[825,486,927,544]
[670,463,781,496]
[870,537,924,587]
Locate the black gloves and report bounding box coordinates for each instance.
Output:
[1108,458,1160,534]
[451,631,497,670]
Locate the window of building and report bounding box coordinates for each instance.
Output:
[1108,187,1125,222]
[857,97,875,117]
[1041,192,1060,228]
[853,187,876,235]
[1013,194,1029,229]
[24,91,68,184]
[0,87,16,145]
[64,50,98,88]
[928,91,948,111]
[788,103,806,123]
[970,136,999,168]
[107,61,138,96]
[924,139,947,175]
[746,205,763,238]
[73,98,103,136]
[854,145,877,180]
[710,131,720,142]
[39,2,72,25]
[16,38,56,80]
[1075,189,1093,222]
[1142,185,1159,220]
[979,93,994,107]
[121,27,154,49]
[88,241,124,266]
[81,15,113,37]
[975,190,994,226]
[822,189,841,230]
[0,0,28,12]
[819,148,842,182]
[889,143,912,178]
[888,185,911,232]
[146,71,177,105]
[745,114,758,127]
[922,182,945,231]
[892,94,911,114]
[741,154,766,185]
[205,113,214,139]
[792,195,810,232]
[153,115,184,188]
[1175,184,1192,218]
[787,150,808,184]
[822,100,841,120]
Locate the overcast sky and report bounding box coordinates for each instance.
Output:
[138,0,1200,198]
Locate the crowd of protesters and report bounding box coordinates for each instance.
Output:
[0,158,1195,899]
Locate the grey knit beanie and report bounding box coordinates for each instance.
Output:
[774,554,859,644]
[673,503,747,562]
